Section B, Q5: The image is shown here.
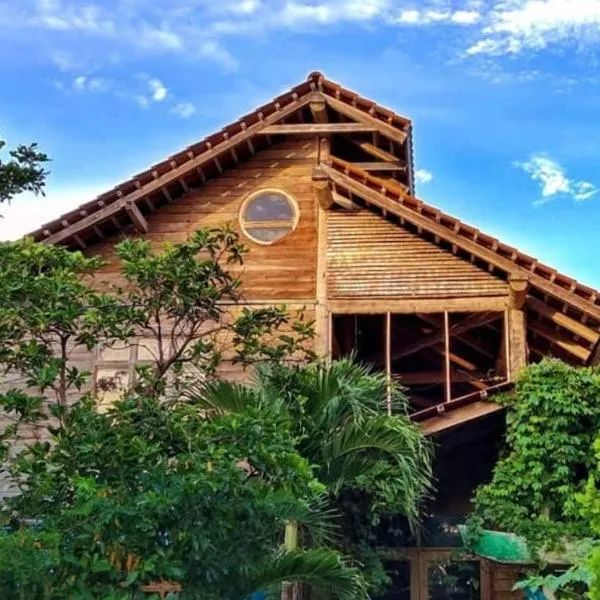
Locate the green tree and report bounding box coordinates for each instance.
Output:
[185,359,433,592]
[467,359,600,553]
[1,393,365,599]
[0,139,49,206]
[0,229,357,598]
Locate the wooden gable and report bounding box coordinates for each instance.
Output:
[91,137,319,301]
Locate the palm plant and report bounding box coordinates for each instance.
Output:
[184,358,433,595]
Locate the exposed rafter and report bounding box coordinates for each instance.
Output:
[350,161,406,171]
[324,95,408,144]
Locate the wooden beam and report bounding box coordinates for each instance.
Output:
[509,274,528,309]
[310,100,328,124]
[529,320,590,362]
[527,297,599,344]
[508,277,528,377]
[350,161,407,172]
[347,139,400,163]
[444,311,451,402]
[417,314,495,359]
[419,401,504,435]
[392,312,500,361]
[259,123,378,135]
[312,166,333,210]
[124,200,148,234]
[314,176,329,359]
[324,95,408,144]
[395,371,486,385]
[386,312,392,415]
[328,296,510,314]
[43,93,315,246]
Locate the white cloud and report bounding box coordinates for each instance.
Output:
[397,9,420,24]
[415,169,433,184]
[467,0,600,56]
[170,102,197,118]
[515,154,598,204]
[393,7,481,26]
[451,10,481,25]
[72,74,110,92]
[148,78,168,102]
[0,183,110,241]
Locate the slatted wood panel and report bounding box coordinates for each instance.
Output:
[90,138,319,301]
[327,211,509,299]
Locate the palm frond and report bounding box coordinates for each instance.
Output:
[182,379,259,415]
[269,492,341,546]
[240,549,368,600]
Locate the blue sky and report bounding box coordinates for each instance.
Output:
[1,0,600,287]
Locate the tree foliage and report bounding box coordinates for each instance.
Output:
[467,359,600,553]
[0,229,313,449]
[0,393,365,599]
[0,139,50,206]
[0,230,366,599]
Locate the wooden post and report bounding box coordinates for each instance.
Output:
[386,312,392,415]
[444,311,451,403]
[508,275,528,379]
[314,138,330,360]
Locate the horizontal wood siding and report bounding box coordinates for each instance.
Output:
[90,138,318,301]
[327,211,509,299]
[490,563,524,600]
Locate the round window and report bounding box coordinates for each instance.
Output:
[239,189,299,244]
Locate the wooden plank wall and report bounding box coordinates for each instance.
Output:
[490,563,525,600]
[90,137,319,301]
[327,211,509,299]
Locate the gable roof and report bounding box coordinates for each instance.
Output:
[30,71,413,247]
[27,71,600,367]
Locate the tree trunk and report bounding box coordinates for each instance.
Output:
[281,520,299,600]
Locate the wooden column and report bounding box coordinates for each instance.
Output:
[313,138,330,359]
[444,311,451,403]
[386,312,392,415]
[508,275,528,379]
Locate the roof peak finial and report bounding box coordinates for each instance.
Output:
[307,71,325,82]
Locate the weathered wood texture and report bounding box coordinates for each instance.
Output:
[489,564,524,600]
[327,211,509,299]
[90,139,319,301]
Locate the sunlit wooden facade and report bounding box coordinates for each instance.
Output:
[23,72,600,600]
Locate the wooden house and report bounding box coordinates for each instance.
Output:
[19,71,600,600]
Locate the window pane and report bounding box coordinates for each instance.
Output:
[244,193,294,222]
[245,226,292,243]
[428,560,480,600]
[374,560,411,600]
[95,368,129,412]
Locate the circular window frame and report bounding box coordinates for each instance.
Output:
[239,188,300,246]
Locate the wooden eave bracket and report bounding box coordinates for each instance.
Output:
[312,165,333,210]
[125,200,148,233]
